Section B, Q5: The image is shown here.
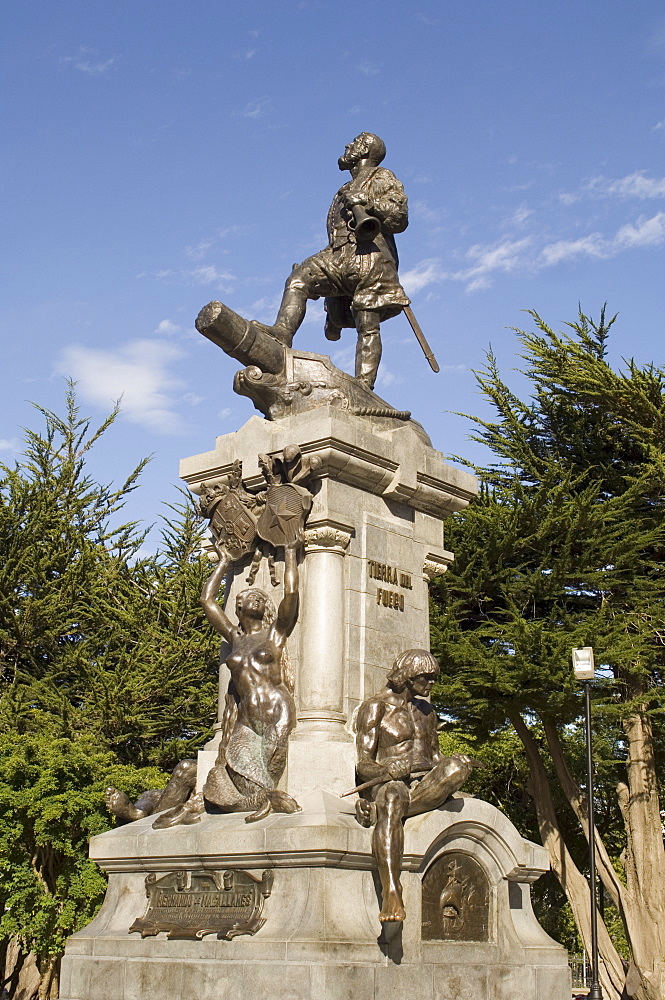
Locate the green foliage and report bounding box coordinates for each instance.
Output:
[0,730,166,962]
[0,387,219,766]
[430,308,665,961]
[0,386,219,977]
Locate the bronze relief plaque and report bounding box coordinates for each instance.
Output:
[130,869,273,940]
[421,852,490,941]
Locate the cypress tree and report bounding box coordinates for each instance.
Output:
[431,309,665,1000]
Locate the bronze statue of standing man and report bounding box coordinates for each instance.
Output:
[267,132,410,390]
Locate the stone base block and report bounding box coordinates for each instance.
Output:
[61,793,570,1000]
[286,737,356,799]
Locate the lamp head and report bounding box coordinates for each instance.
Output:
[572,646,595,681]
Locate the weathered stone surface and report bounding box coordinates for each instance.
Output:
[61,795,569,1000]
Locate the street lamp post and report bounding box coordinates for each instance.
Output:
[572,646,603,1000]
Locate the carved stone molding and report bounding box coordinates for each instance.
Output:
[423,552,454,581]
[304,524,352,553]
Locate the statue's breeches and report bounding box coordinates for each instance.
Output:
[287,245,410,318]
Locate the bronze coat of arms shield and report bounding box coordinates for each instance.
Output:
[256,483,312,548]
[208,485,258,560]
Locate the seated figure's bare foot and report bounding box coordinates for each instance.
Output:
[245,789,301,824]
[379,888,406,923]
[152,793,204,830]
[269,789,301,813]
[104,787,146,823]
[355,798,376,828]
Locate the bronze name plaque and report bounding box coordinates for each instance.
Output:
[130,869,273,940]
[422,852,490,941]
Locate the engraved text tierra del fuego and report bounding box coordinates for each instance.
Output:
[367,560,413,612]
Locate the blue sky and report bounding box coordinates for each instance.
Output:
[3,0,665,542]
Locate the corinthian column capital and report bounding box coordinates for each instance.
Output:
[304,522,353,554]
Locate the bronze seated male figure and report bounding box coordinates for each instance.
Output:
[354,649,474,923]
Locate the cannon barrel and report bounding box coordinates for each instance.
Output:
[195,301,286,375]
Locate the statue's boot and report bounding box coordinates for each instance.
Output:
[269,281,309,346]
[355,327,382,391]
[324,314,342,341]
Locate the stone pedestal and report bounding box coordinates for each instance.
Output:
[178,407,476,798]
[60,795,570,1000]
[60,407,570,1000]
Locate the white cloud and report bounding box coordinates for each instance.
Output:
[411,200,441,223]
[182,392,204,406]
[330,345,356,372]
[245,294,281,323]
[155,319,181,336]
[0,437,21,454]
[401,210,665,294]
[218,407,232,420]
[400,259,448,295]
[652,119,665,132]
[539,233,606,267]
[614,212,665,248]
[61,49,115,75]
[376,367,401,389]
[562,172,665,203]
[503,204,533,228]
[185,240,213,260]
[56,339,187,434]
[593,173,665,199]
[234,97,271,119]
[302,300,325,326]
[358,61,379,76]
[188,265,235,289]
[538,213,665,265]
[458,237,533,290]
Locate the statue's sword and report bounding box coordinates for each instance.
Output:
[403,305,440,373]
[340,771,429,798]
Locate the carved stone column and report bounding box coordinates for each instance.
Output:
[293,522,352,740]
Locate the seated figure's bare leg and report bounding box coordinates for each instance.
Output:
[106,788,165,822]
[354,310,382,390]
[105,787,153,823]
[133,789,166,816]
[154,759,197,811]
[152,793,205,829]
[372,780,409,922]
[406,756,474,818]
